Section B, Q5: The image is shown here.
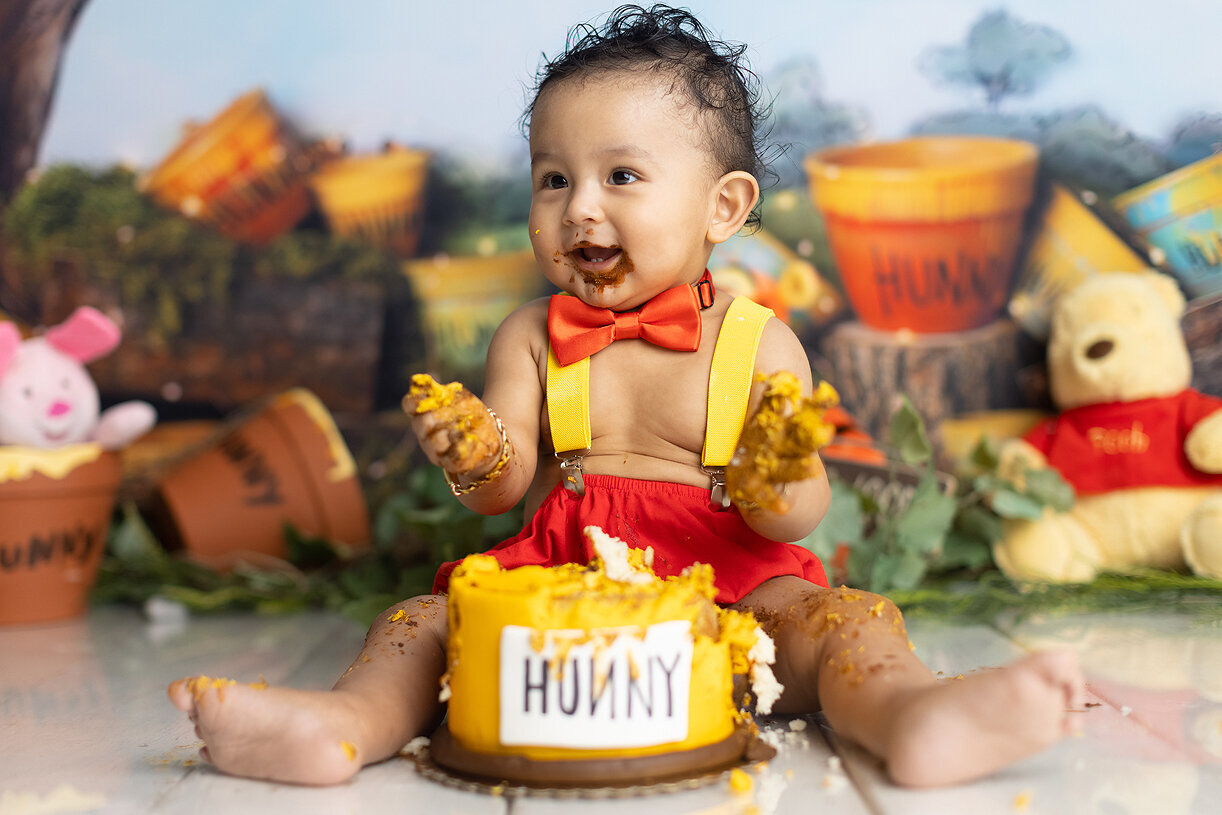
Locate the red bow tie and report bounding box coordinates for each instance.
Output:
[547,271,714,366]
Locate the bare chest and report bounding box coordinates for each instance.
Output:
[539,339,717,461]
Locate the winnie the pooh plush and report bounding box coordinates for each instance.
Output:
[994,271,1222,582]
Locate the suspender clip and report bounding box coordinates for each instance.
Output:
[558,451,588,496]
[703,465,732,511]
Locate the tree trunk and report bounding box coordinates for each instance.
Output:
[818,317,1045,453]
[0,0,90,208]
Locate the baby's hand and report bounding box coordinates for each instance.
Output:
[402,374,502,477]
[726,373,838,515]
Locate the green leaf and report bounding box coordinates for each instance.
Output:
[283,525,342,570]
[846,535,882,589]
[889,396,933,466]
[1021,468,1075,511]
[895,473,957,554]
[990,489,1045,520]
[953,503,1005,546]
[108,503,170,568]
[936,529,996,571]
[890,550,930,591]
[870,550,928,593]
[968,435,1000,471]
[800,480,864,563]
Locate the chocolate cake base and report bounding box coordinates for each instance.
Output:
[427,722,775,789]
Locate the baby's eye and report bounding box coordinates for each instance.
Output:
[541,173,568,190]
[609,169,638,186]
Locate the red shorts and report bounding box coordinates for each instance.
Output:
[432,474,828,604]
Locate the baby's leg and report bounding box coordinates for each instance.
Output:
[733,578,1084,788]
[168,595,447,785]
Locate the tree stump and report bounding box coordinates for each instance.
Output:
[818,317,1043,451]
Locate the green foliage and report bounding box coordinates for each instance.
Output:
[3,164,400,343]
[891,569,1222,623]
[800,397,1076,598]
[94,465,525,628]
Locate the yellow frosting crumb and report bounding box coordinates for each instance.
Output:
[388,609,407,622]
[404,373,464,414]
[728,767,754,793]
[340,741,358,761]
[185,675,237,702]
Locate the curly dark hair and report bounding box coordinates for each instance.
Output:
[524,4,769,187]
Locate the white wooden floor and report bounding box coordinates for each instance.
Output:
[2,603,1219,814]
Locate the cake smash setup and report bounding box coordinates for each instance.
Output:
[8,2,1222,809]
[424,527,783,790]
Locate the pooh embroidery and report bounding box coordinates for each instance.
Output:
[1025,393,1222,494]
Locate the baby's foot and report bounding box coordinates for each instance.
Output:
[884,650,1085,788]
[167,676,367,785]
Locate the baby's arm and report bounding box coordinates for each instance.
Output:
[726,318,833,542]
[403,301,546,515]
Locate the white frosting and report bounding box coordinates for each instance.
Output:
[748,626,783,715]
[584,525,654,585]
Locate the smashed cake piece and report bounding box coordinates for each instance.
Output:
[727,372,838,514]
[402,373,501,475]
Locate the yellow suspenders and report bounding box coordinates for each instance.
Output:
[546,296,774,496]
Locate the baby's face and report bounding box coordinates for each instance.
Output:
[528,72,723,311]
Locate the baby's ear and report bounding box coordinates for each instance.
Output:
[707,171,759,244]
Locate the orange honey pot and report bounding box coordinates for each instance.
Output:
[0,445,122,625]
[806,136,1039,333]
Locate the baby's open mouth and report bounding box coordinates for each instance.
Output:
[567,243,629,289]
[570,243,622,268]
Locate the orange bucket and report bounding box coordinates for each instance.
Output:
[139,89,312,245]
[0,445,121,625]
[309,147,430,257]
[806,137,1039,332]
[151,389,369,565]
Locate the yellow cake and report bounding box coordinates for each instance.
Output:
[440,526,778,775]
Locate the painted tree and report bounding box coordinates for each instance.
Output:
[919,8,1071,109]
[0,0,90,210]
[1166,113,1222,168]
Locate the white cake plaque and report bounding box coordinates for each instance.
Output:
[498,619,693,748]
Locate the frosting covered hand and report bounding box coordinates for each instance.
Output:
[402,374,503,479]
[727,373,838,515]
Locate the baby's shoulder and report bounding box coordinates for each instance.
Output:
[497,296,550,334]
[488,296,550,358]
[747,303,814,383]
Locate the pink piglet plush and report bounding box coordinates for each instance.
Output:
[0,307,156,450]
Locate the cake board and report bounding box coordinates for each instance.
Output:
[411,722,777,798]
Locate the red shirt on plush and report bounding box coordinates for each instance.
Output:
[1023,390,1222,495]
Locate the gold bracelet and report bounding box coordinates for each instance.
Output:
[445,410,512,496]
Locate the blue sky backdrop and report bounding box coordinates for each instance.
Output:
[40,0,1220,171]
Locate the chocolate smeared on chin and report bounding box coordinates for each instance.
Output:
[568,242,632,291]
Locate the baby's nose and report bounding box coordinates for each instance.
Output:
[563,185,604,224]
[48,400,72,417]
